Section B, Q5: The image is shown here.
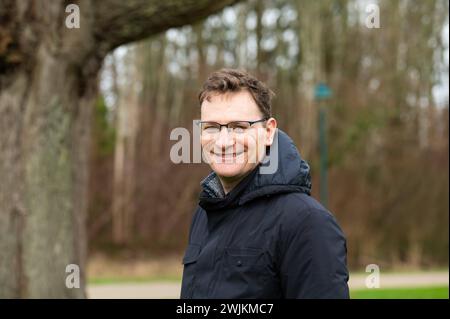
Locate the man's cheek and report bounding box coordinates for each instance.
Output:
[257,130,268,162]
[244,136,258,164]
[201,139,213,164]
[236,147,247,165]
[233,140,246,165]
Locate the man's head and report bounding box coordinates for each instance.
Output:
[199,69,277,192]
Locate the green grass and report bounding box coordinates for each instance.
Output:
[351,286,449,299]
[88,274,448,300]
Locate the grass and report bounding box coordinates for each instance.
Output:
[351,286,449,299]
[88,275,449,300]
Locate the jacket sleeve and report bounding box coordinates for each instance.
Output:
[277,208,350,299]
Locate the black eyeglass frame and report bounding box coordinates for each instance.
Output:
[198,118,268,133]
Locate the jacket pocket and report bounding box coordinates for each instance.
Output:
[182,244,201,265]
[180,244,201,298]
[220,247,268,297]
[224,247,265,270]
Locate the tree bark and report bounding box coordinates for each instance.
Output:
[0,0,239,298]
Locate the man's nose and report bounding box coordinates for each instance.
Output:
[215,126,234,149]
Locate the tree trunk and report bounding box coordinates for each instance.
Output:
[112,47,140,244]
[0,0,239,298]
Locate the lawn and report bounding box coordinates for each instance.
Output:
[351,286,449,299]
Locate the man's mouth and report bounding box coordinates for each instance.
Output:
[210,151,245,164]
[212,151,244,157]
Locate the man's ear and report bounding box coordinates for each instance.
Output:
[265,118,277,146]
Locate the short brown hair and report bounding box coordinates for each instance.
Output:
[198,69,275,118]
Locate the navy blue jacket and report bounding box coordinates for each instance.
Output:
[180,130,349,299]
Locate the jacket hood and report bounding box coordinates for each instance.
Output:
[199,129,312,211]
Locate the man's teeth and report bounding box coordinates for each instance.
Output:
[214,152,242,156]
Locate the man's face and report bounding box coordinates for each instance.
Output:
[200,90,276,182]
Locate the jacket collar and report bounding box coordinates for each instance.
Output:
[198,129,312,212]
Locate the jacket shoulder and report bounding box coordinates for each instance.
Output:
[274,192,330,218]
[271,192,343,238]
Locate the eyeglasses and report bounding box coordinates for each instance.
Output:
[199,118,268,135]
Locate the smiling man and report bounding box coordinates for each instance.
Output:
[180,69,349,299]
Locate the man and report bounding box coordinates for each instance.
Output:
[180,69,349,299]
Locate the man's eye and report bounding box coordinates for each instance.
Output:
[231,124,248,133]
[203,125,219,132]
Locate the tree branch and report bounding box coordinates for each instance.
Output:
[93,0,240,52]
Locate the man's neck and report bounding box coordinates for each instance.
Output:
[219,178,241,195]
[218,171,253,195]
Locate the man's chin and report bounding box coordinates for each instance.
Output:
[211,163,247,179]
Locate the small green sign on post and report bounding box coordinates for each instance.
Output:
[314,83,332,209]
[315,83,332,101]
